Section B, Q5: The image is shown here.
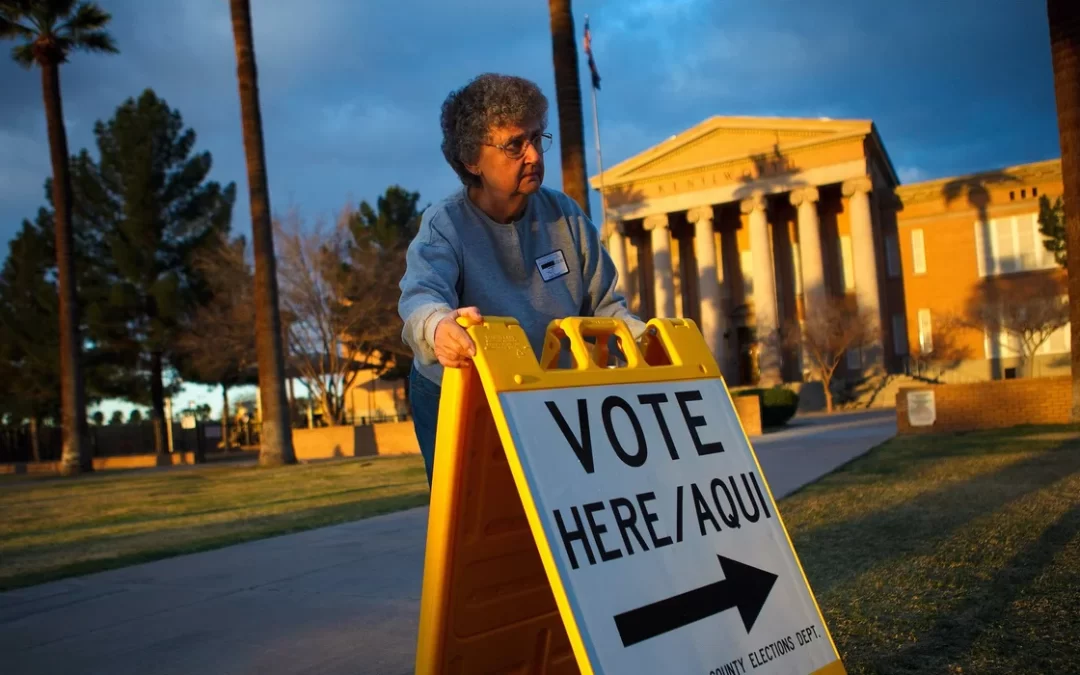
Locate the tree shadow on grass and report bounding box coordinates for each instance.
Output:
[874,501,1080,674]
[789,437,1080,597]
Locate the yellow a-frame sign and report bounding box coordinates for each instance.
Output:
[414,316,845,675]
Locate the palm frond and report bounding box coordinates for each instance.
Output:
[46,0,78,26]
[0,15,35,40]
[10,41,34,67]
[75,28,115,53]
[60,1,109,33]
[52,2,117,55]
[0,0,33,22]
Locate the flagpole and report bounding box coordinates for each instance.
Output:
[591,76,608,239]
[584,14,608,241]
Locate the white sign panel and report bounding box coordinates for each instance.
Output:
[499,378,838,675]
[906,390,936,427]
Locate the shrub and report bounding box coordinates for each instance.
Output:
[733,386,799,428]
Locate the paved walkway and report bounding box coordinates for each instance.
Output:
[2,409,896,675]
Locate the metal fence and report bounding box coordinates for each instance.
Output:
[0,421,214,464]
[1,413,415,464]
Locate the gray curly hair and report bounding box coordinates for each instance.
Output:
[440,73,549,187]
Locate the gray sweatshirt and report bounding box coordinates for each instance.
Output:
[398,185,646,386]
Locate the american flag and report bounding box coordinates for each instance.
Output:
[583,16,601,90]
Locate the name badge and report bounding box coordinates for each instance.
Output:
[535,250,569,282]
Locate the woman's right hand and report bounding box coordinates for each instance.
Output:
[433,306,483,368]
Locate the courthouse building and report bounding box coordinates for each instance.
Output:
[590,116,1068,388]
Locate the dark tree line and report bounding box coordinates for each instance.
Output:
[0,89,235,461]
[0,87,418,459]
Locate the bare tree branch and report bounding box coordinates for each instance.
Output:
[906,324,974,382]
[782,295,880,413]
[955,273,1069,377]
[274,203,410,425]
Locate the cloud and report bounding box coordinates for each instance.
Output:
[0,0,1062,414]
[898,166,929,184]
[0,0,1062,254]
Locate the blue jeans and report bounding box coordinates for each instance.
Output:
[409,365,441,487]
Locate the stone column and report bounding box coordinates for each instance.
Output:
[789,187,826,315]
[842,177,883,369]
[741,194,781,384]
[687,205,726,365]
[644,213,676,318]
[604,219,630,297]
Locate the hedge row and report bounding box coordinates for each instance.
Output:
[732,386,800,428]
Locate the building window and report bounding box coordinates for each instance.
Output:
[885,234,901,278]
[839,235,855,291]
[892,314,909,355]
[1037,322,1070,356]
[1033,295,1071,357]
[974,213,1056,277]
[911,229,926,275]
[983,312,1024,360]
[1009,191,1015,201]
[1033,187,1039,197]
[1021,189,1027,199]
[917,309,933,353]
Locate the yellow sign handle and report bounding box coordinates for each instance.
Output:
[540,317,644,371]
[453,315,717,378]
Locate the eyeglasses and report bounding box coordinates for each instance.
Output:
[487,131,553,159]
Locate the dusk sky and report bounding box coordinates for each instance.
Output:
[0,0,1062,414]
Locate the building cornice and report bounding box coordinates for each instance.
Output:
[895,158,1062,206]
[609,158,868,221]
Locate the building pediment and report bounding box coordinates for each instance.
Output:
[591,116,877,189]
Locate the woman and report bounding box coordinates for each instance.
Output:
[397,73,646,486]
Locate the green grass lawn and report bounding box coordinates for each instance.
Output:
[0,455,430,591]
[1,424,1078,673]
[781,424,1080,674]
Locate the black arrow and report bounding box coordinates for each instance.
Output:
[612,554,778,647]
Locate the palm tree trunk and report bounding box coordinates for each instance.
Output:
[229,0,296,466]
[29,415,41,463]
[221,383,231,452]
[1047,0,1080,420]
[548,0,591,217]
[151,350,168,463]
[41,61,90,475]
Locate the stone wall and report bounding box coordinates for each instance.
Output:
[896,376,1070,435]
[0,452,201,475]
[292,422,419,461]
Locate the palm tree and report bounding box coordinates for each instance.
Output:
[1046,0,1080,419]
[548,0,591,217]
[228,0,295,466]
[0,0,117,475]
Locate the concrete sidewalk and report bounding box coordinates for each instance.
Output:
[1,410,896,675]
